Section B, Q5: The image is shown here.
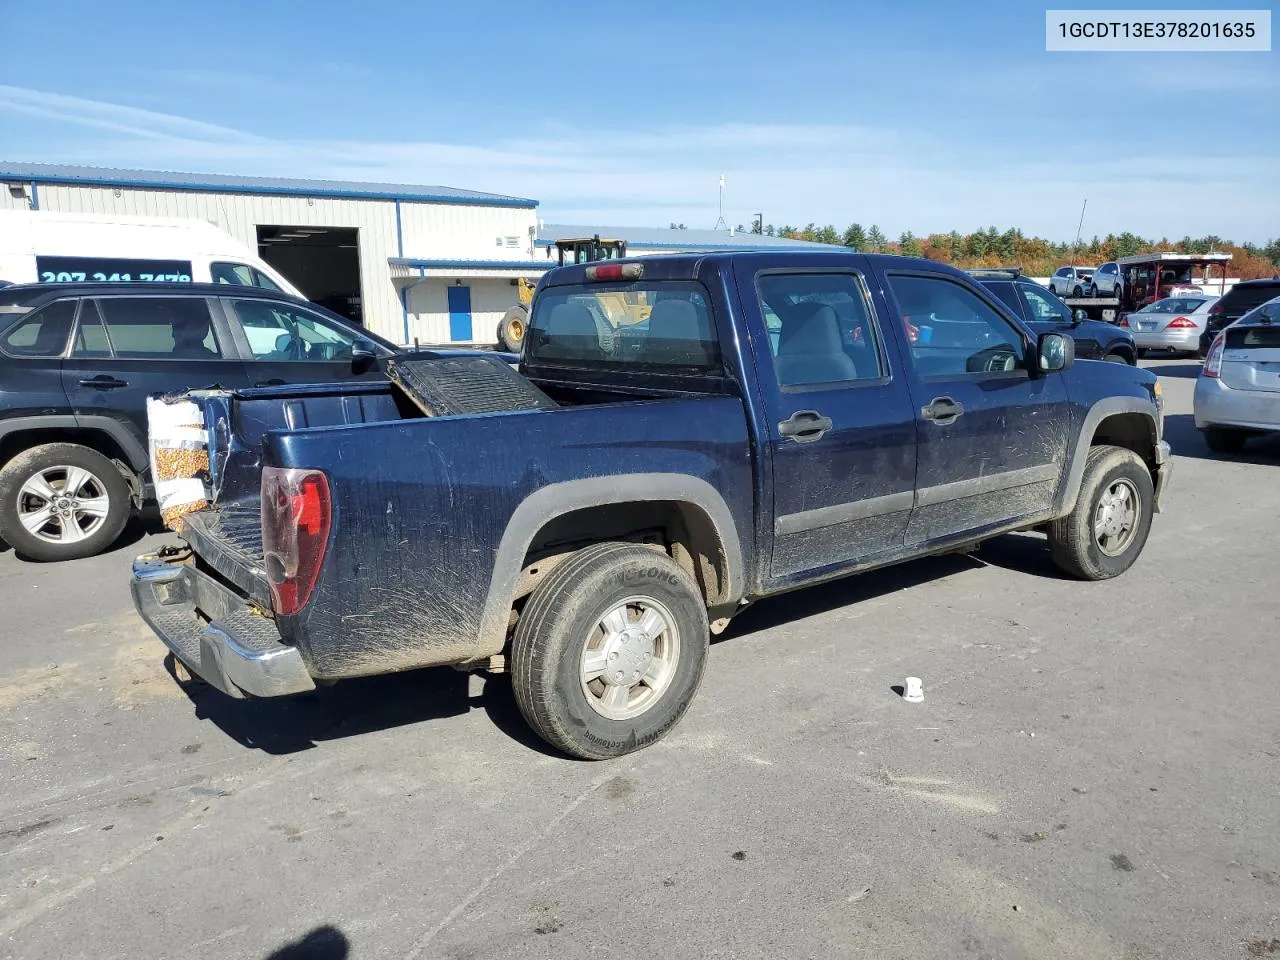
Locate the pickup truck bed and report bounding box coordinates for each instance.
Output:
[133,250,1170,758]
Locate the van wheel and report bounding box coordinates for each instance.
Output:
[0,444,132,562]
[498,305,528,352]
[1048,445,1154,580]
[510,542,709,759]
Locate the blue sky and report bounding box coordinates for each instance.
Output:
[1,0,1276,241]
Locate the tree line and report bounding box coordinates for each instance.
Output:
[701,220,1280,280]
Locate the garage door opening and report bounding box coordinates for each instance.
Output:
[257,225,363,325]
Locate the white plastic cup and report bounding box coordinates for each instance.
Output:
[903,677,924,703]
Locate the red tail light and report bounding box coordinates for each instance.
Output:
[1167,316,1196,328]
[261,467,331,616]
[1209,304,1226,316]
[1117,315,1130,327]
[1202,334,1225,378]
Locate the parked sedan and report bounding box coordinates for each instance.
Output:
[1195,296,1280,452]
[1119,296,1218,357]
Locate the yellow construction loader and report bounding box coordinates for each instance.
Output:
[497,236,636,351]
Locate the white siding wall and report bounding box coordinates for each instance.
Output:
[15,184,539,344]
[399,203,537,260]
[403,278,517,345]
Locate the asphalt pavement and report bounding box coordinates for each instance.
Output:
[1,358,1278,960]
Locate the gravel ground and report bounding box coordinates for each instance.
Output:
[1,358,1277,960]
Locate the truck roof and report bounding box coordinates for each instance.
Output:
[539,250,971,287]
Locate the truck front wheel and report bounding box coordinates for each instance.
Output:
[1048,445,1154,580]
[510,542,709,759]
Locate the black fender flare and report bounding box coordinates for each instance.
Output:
[477,474,745,655]
[1054,397,1159,516]
[0,415,149,473]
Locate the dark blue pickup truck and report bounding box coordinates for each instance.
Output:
[132,251,1170,758]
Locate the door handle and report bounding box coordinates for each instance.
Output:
[78,376,129,389]
[922,396,965,424]
[778,410,833,443]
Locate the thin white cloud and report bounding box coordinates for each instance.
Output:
[1,85,1275,242]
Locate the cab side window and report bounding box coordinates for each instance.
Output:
[1019,284,1070,323]
[888,274,1025,378]
[756,273,885,387]
[0,300,77,357]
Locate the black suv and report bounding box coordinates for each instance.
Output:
[1201,277,1280,355]
[968,269,1137,364]
[0,283,403,561]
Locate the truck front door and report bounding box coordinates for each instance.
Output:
[735,262,918,581]
[879,270,1072,545]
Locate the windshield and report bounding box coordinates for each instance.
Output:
[1139,298,1207,314]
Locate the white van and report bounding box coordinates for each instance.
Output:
[0,210,302,295]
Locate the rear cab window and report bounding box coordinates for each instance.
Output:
[754,272,887,388]
[526,282,719,374]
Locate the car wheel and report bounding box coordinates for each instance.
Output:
[1104,350,1132,364]
[1087,283,1098,297]
[1203,426,1248,454]
[1048,445,1154,580]
[510,542,709,759]
[1072,285,1083,298]
[0,443,132,562]
[498,304,527,353]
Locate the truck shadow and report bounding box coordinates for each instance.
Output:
[723,536,1067,643]
[1164,413,1280,464]
[180,657,560,757]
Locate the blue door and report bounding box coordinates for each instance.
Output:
[447,285,472,342]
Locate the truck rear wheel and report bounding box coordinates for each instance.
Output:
[0,443,132,562]
[510,542,709,759]
[1048,445,1154,580]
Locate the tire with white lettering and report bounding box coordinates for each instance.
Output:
[1048,444,1154,580]
[510,542,709,759]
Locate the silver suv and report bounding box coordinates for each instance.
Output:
[1049,266,1093,297]
[1088,261,1121,297]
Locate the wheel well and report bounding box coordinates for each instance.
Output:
[1091,413,1156,466]
[0,428,140,482]
[517,501,729,608]
[1107,343,1135,363]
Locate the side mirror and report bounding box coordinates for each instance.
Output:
[1037,332,1074,373]
[1072,308,1088,323]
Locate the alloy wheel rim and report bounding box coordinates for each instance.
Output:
[1093,478,1140,557]
[17,466,111,545]
[580,596,681,721]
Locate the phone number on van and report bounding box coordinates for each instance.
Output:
[40,271,194,283]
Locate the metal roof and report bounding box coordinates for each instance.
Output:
[1115,251,1231,265]
[536,223,838,251]
[0,162,539,208]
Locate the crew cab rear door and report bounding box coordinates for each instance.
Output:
[733,258,918,582]
[877,267,1072,545]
